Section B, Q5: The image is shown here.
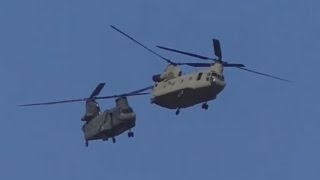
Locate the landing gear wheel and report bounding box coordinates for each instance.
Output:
[129,132,134,138]
[85,141,89,147]
[176,109,180,115]
[128,132,134,138]
[202,103,209,110]
[112,137,116,143]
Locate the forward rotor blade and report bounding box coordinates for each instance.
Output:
[95,92,149,100]
[157,45,215,61]
[126,85,153,95]
[237,67,291,82]
[110,25,175,65]
[96,85,153,100]
[178,62,212,67]
[19,98,88,106]
[213,39,222,59]
[223,62,245,67]
[89,83,106,98]
[19,85,152,107]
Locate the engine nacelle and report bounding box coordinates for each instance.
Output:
[152,74,162,82]
[82,100,100,121]
[116,97,129,108]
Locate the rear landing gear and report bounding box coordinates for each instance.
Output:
[85,141,89,147]
[202,103,209,110]
[112,137,116,143]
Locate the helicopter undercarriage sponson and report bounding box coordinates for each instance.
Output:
[84,120,135,144]
[151,85,223,110]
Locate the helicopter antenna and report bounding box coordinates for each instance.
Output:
[157,40,291,82]
[110,25,217,68]
[19,84,152,106]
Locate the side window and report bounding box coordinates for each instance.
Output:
[197,72,203,80]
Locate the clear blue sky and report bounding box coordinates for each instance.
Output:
[1,0,319,179]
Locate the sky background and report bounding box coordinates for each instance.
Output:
[1,0,319,179]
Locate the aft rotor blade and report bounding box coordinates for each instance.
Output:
[157,45,216,61]
[110,25,175,65]
[89,83,106,98]
[213,39,222,59]
[237,67,291,82]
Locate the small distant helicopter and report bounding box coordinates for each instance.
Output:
[110,25,290,115]
[20,83,152,146]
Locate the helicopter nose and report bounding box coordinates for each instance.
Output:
[211,77,225,87]
[210,76,216,83]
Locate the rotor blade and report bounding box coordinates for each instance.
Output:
[178,62,212,67]
[213,39,222,59]
[89,83,106,98]
[19,85,152,107]
[96,85,153,100]
[223,62,245,67]
[19,98,88,107]
[237,67,291,82]
[95,92,149,100]
[95,85,152,100]
[110,25,175,65]
[157,45,216,61]
[125,85,153,95]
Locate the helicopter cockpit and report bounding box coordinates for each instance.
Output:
[210,71,224,81]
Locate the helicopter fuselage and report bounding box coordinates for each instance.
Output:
[82,106,136,142]
[151,70,226,109]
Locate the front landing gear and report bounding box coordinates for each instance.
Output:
[176,108,180,115]
[202,103,209,110]
[128,132,134,138]
[128,129,134,138]
[85,140,89,147]
[112,137,116,143]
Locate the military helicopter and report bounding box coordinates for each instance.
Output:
[20,83,152,146]
[110,25,290,115]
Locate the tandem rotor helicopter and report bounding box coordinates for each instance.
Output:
[20,26,290,147]
[20,83,152,146]
[110,25,290,115]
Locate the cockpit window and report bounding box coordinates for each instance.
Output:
[211,72,224,80]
